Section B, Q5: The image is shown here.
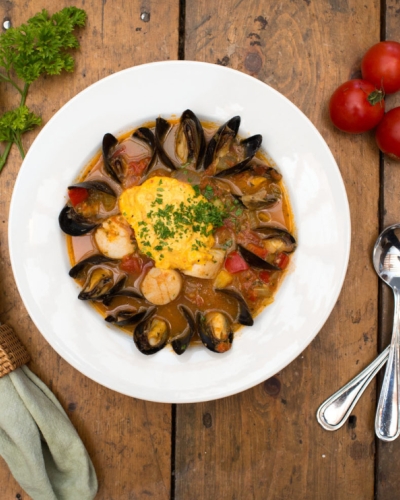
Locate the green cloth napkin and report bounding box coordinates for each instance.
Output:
[0,365,98,500]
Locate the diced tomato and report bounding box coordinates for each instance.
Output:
[224,251,249,273]
[275,252,289,270]
[121,255,143,274]
[239,268,258,302]
[259,271,271,283]
[127,158,150,176]
[68,187,89,207]
[247,242,268,259]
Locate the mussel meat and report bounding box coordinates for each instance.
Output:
[78,267,115,300]
[240,183,281,210]
[255,225,296,254]
[133,307,169,355]
[155,110,206,170]
[203,116,241,170]
[196,310,233,353]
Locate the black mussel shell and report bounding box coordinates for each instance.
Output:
[105,308,148,327]
[175,109,206,170]
[215,288,254,326]
[204,116,241,170]
[59,205,99,236]
[132,127,157,175]
[69,254,114,278]
[102,133,120,183]
[133,307,169,355]
[155,117,176,170]
[78,267,115,301]
[254,225,296,253]
[238,244,281,271]
[196,311,233,353]
[171,305,196,355]
[67,180,117,197]
[251,163,282,181]
[214,157,253,178]
[102,286,144,306]
[241,134,263,157]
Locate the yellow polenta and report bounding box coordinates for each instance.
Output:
[119,176,216,270]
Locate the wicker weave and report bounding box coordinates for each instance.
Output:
[0,324,30,378]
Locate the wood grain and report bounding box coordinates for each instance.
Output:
[0,0,179,498]
[178,1,380,499]
[375,1,400,498]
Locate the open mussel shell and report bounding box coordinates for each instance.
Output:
[255,225,296,253]
[133,306,169,355]
[69,254,115,278]
[59,205,99,236]
[196,310,233,353]
[78,267,118,300]
[215,288,254,326]
[102,133,120,183]
[155,117,176,170]
[171,305,196,355]
[240,183,282,210]
[132,127,157,176]
[203,116,241,170]
[102,286,144,306]
[105,307,148,327]
[175,109,206,170]
[238,244,281,271]
[211,133,262,178]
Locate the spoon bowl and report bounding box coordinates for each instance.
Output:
[373,223,400,441]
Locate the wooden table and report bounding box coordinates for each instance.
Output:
[1,0,399,498]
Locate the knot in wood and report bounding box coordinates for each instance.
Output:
[263,376,281,396]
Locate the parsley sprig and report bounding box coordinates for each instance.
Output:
[0,7,87,172]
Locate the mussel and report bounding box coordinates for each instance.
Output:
[238,244,281,271]
[171,305,196,355]
[102,128,156,184]
[155,110,206,170]
[133,307,169,355]
[196,310,233,353]
[102,286,144,306]
[240,183,281,210]
[69,254,113,278]
[215,288,254,326]
[59,180,117,236]
[204,116,262,177]
[255,225,296,254]
[105,307,148,327]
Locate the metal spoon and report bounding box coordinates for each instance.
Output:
[373,223,400,441]
[317,345,389,431]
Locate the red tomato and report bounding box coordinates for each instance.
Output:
[361,41,400,94]
[224,251,249,273]
[259,271,271,283]
[329,79,385,133]
[275,252,290,270]
[68,187,89,206]
[121,255,143,274]
[375,107,400,160]
[247,242,268,259]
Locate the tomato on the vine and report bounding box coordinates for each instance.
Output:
[375,107,400,160]
[361,41,400,94]
[329,79,385,133]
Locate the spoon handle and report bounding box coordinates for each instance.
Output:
[316,346,390,431]
[375,287,400,441]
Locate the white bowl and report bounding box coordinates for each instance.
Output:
[9,61,350,403]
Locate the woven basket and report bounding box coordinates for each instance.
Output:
[0,324,30,378]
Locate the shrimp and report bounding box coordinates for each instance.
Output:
[94,215,136,259]
[182,249,225,280]
[141,268,183,305]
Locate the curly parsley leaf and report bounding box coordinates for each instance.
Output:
[0,7,87,172]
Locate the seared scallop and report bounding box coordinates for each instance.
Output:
[94,215,135,259]
[141,268,183,305]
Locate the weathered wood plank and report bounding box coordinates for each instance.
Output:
[177,1,379,498]
[0,0,179,498]
[376,1,400,498]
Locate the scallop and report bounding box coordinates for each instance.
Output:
[94,215,136,259]
[141,268,183,305]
